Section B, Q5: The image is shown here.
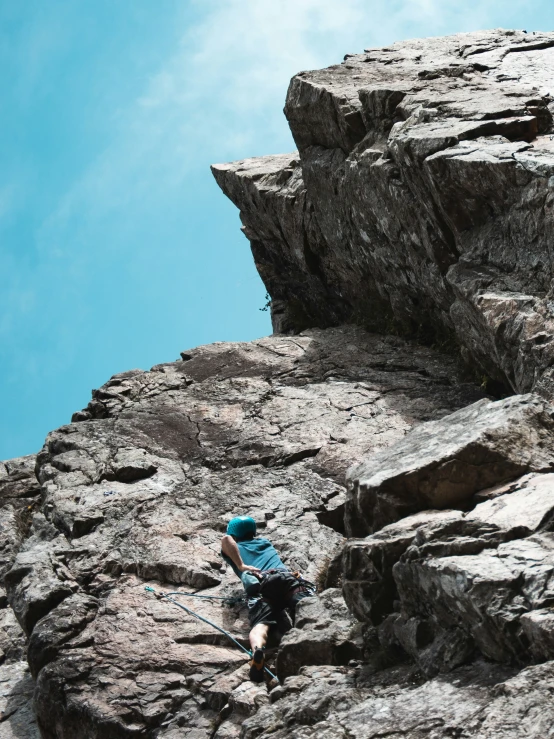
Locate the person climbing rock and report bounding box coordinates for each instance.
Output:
[221,515,314,683]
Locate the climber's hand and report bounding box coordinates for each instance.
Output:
[240,565,261,577]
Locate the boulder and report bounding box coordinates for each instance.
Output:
[345,393,554,536]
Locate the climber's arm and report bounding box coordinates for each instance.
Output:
[221,535,261,575]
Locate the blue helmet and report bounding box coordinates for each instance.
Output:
[226,516,256,540]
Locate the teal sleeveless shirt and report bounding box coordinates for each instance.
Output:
[222,537,286,579]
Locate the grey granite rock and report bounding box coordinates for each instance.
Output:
[341,509,464,624]
[345,393,554,536]
[3,327,482,737]
[0,455,41,580]
[0,661,40,739]
[342,470,554,675]
[241,660,554,739]
[0,456,41,739]
[213,30,554,395]
[275,589,363,681]
[390,530,554,673]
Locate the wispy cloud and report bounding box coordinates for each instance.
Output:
[39,0,526,252]
[43,0,519,243]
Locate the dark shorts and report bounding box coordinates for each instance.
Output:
[247,590,312,629]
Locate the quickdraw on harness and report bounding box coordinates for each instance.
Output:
[144,586,279,682]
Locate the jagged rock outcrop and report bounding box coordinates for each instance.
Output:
[241,661,554,738]
[3,327,482,737]
[240,402,554,736]
[334,390,554,682]
[342,468,554,675]
[275,589,363,681]
[213,29,554,397]
[0,456,41,738]
[346,393,554,535]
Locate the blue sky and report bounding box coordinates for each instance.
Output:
[1,0,552,460]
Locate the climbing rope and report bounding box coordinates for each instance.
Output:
[162,590,244,605]
[144,586,278,682]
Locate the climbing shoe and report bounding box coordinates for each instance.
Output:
[249,647,265,683]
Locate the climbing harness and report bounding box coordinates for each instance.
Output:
[144,586,279,682]
[289,571,317,593]
[256,569,316,603]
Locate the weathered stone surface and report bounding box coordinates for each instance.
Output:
[3,327,482,737]
[346,393,554,536]
[276,589,363,681]
[391,532,554,672]
[213,30,554,395]
[211,154,349,335]
[342,470,554,675]
[26,593,98,678]
[242,660,554,739]
[341,509,463,623]
[0,455,40,580]
[520,608,554,660]
[0,456,40,501]
[6,528,78,637]
[0,661,40,738]
[0,456,41,739]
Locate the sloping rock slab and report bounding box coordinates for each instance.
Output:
[4,327,483,738]
[345,393,554,536]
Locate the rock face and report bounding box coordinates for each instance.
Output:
[8,28,554,739]
[275,589,363,681]
[241,661,554,739]
[241,397,554,738]
[212,30,554,396]
[2,327,482,737]
[0,456,41,738]
[346,393,554,535]
[342,471,554,674]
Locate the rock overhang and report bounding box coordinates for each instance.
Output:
[213,29,554,397]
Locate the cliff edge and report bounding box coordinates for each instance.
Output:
[213,29,554,397]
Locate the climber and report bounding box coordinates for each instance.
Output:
[221,515,314,683]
